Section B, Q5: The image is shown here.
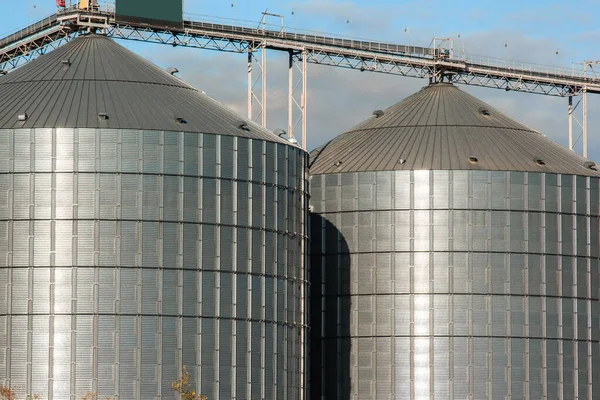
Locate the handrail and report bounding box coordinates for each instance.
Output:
[0,14,59,48]
[1,6,600,91]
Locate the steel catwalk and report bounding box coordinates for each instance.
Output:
[0,34,309,400]
[309,84,600,399]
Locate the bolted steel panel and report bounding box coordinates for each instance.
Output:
[0,127,308,400]
[310,169,600,399]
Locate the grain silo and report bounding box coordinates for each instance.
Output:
[309,82,600,399]
[0,34,308,400]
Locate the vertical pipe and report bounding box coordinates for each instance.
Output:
[568,96,573,151]
[299,50,308,400]
[247,51,252,120]
[583,89,588,158]
[301,50,307,151]
[262,44,267,128]
[288,51,294,139]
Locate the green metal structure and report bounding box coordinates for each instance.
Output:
[116,0,182,23]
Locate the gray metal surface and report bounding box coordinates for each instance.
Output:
[0,33,288,144]
[309,170,600,399]
[0,128,308,399]
[0,30,308,399]
[309,83,600,176]
[309,85,600,399]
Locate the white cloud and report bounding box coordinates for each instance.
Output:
[122,3,600,161]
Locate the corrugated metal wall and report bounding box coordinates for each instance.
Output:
[310,169,600,399]
[0,128,308,400]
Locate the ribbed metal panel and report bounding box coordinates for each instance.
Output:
[0,128,308,400]
[310,169,600,400]
[0,36,290,147]
[310,83,600,177]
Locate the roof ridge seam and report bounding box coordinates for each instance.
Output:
[0,79,196,91]
[345,125,541,134]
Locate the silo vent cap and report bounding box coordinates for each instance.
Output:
[237,121,249,131]
[468,156,478,164]
[584,161,598,171]
[373,110,384,118]
[61,59,71,66]
[334,160,343,167]
[17,113,28,121]
[398,158,406,165]
[98,112,109,120]
[274,128,287,138]
[175,116,187,124]
[167,67,179,76]
[478,107,491,116]
[534,158,546,166]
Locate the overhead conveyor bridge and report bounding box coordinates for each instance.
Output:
[1,5,599,153]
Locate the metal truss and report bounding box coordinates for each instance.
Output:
[103,24,254,53]
[4,9,598,97]
[289,51,307,148]
[449,73,584,97]
[0,27,77,72]
[303,50,594,97]
[2,8,600,154]
[247,43,267,127]
[304,49,434,79]
[569,92,588,157]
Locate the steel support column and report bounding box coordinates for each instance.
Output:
[261,43,267,128]
[568,96,573,151]
[247,51,253,120]
[302,50,308,150]
[583,89,588,158]
[288,50,308,150]
[568,92,589,156]
[288,51,294,138]
[247,43,267,127]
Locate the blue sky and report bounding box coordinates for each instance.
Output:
[1,0,600,158]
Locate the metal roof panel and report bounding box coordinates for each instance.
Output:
[0,34,290,145]
[310,83,599,176]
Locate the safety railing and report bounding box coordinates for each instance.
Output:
[182,15,435,57]
[1,3,600,89]
[459,53,598,81]
[0,15,59,48]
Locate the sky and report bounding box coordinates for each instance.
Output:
[2,0,600,159]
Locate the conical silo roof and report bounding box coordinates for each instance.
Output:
[310,82,599,176]
[0,33,288,144]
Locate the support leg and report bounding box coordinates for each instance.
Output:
[261,44,267,128]
[288,51,294,139]
[568,92,587,157]
[301,50,308,151]
[247,45,266,126]
[288,50,308,150]
[248,51,253,120]
[568,96,573,151]
[583,89,587,158]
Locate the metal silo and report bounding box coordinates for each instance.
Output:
[309,82,600,399]
[0,34,308,400]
